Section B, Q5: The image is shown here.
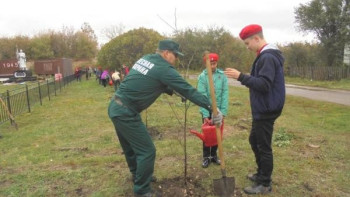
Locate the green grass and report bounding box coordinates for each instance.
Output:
[285,76,350,90]
[0,78,349,196]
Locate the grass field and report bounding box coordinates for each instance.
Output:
[0,77,349,196]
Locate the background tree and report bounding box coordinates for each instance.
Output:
[29,34,54,59]
[175,27,254,75]
[97,28,163,71]
[101,23,126,41]
[50,26,76,58]
[295,0,350,66]
[0,36,31,60]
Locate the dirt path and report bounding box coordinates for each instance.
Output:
[189,75,350,106]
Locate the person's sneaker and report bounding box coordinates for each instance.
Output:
[247,173,258,182]
[202,157,210,168]
[131,175,157,183]
[211,156,221,165]
[244,184,272,195]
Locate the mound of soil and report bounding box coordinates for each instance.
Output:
[152,176,242,197]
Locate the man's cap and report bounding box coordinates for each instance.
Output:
[158,39,184,56]
[203,53,219,62]
[239,24,262,40]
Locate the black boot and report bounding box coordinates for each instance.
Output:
[202,157,210,168]
[244,184,272,195]
[247,173,258,182]
[211,156,221,165]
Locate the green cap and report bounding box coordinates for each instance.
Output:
[158,39,184,56]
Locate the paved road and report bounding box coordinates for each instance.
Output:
[189,75,350,106]
[227,79,350,106]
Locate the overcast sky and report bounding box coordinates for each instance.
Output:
[0,0,316,46]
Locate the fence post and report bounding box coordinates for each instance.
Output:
[47,79,50,101]
[6,90,13,125]
[25,84,31,113]
[59,77,62,92]
[54,79,57,96]
[38,81,42,106]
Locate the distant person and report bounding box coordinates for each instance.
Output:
[111,70,121,91]
[88,66,93,77]
[85,67,89,80]
[197,52,228,168]
[108,39,223,197]
[96,67,102,84]
[122,64,129,78]
[74,67,81,82]
[101,69,110,87]
[224,24,286,195]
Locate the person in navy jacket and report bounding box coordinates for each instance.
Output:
[225,24,285,195]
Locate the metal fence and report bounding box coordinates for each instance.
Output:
[286,66,350,81]
[0,75,76,125]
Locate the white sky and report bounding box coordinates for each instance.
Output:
[0,0,316,46]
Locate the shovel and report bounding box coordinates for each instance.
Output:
[204,52,235,196]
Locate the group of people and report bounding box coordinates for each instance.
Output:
[108,24,285,196]
[74,66,93,81]
[95,65,130,88]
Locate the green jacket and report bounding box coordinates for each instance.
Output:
[108,54,212,118]
[197,68,229,118]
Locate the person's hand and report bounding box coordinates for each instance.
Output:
[203,118,210,124]
[211,108,223,126]
[224,68,241,79]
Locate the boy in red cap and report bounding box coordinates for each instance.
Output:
[197,53,229,168]
[225,24,285,195]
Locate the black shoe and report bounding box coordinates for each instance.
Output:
[132,175,157,183]
[211,156,221,165]
[244,184,272,195]
[202,158,210,168]
[247,173,258,182]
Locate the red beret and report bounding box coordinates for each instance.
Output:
[203,53,219,62]
[239,24,262,40]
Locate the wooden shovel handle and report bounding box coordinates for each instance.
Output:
[204,52,226,173]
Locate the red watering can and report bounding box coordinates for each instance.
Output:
[190,121,224,147]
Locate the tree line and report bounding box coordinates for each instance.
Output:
[0,22,98,61]
[1,0,348,75]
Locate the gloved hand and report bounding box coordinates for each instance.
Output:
[211,108,223,126]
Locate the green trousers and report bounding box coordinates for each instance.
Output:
[110,104,155,195]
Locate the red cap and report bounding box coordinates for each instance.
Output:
[203,53,219,62]
[239,24,262,40]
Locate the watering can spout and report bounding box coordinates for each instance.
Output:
[189,129,205,142]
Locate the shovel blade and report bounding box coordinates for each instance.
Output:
[213,176,235,197]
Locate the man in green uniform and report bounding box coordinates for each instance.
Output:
[108,39,223,197]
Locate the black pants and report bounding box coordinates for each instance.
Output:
[249,118,276,186]
[203,144,218,158]
[102,79,107,87]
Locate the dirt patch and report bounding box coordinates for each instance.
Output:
[125,176,243,197]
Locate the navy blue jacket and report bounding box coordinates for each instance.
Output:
[238,44,285,120]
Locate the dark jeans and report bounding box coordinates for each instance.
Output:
[203,144,218,158]
[113,80,120,91]
[249,118,276,186]
[102,79,107,87]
